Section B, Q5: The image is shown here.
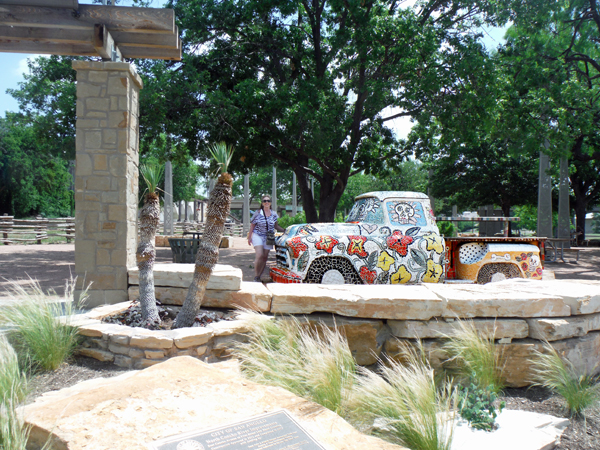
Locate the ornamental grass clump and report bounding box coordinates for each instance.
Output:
[0,278,85,372]
[0,337,29,450]
[234,311,356,414]
[531,342,600,417]
[442,319,505,394]
[348,343,456,450]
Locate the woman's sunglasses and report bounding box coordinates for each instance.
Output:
[262,199,271,203]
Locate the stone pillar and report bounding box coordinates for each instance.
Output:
[178,200,184,222]
[72,61,142,308]
[164,161,174,235]
[558,156,570,246]
[271,167,277,215]
[243,174,250,236]
[537,150,553,238]
[292,172,297,217]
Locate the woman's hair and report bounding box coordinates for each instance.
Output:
[261,195,271,202]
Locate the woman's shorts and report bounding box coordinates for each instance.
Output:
[251,233,273,250]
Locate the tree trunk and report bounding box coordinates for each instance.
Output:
[136,192,160,326]
[573,197,588,245]
[297,170,318,223]
[317,172,346,222]
[174,173,233,328]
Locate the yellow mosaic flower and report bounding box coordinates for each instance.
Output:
[377,250,395,272]
[391,265,412,284]
[423,232,444,254]
[423,259,443,283]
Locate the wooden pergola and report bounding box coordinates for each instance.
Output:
[0,0,181,61]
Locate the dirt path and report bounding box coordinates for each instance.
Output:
[0,237,273,299]
[0,239,597,300]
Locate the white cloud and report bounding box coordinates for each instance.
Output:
[14,54,44,77]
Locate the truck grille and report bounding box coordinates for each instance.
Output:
[275,245,289,268]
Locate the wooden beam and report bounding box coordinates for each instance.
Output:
[0,25,179,49]
[93,24,122,61]
[0,39,97,57]
[0,37,182,60]
[0,4,175,34]
[0,0,78,8]
[0,26,91,45]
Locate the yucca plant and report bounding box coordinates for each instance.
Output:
[442,319,505,394]
[0,279,84,372]
[531,342,600,416]
[174,143,234,328]
[137,163,165,326]
[234,311,356,414]
[349,344,456,450]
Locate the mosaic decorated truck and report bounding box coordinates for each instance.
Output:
[270,191,545,285]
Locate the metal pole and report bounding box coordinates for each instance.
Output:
[243,174,250,236]
[537,148,553,238]
[271,167,277,215]
[292,172,297,217]
[164,161,174,235]
[558,156,570,246]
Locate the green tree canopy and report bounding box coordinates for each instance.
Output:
[139,0,508,222]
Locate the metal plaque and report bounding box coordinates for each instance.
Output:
[149,410,326,450]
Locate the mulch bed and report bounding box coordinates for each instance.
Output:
[24,356,600,449]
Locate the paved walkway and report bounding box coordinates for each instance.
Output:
[0,238,597,300]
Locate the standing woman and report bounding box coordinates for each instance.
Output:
[247,195,284,282]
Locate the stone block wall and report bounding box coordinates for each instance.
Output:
[75,266,600,387]
[72,61,142,307]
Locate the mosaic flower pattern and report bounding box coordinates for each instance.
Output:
[288,236,308,258]
[423,259,443,283]
[387,231,413,256]
[391,265,412,284]
[359,266,377,284]
[315,235,339,253]
[347,235,368,258]
[377,250,395,271]
[423,232,444,254]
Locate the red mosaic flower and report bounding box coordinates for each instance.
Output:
[347,235,368,258]
[521,261,529,271]
[359,266,377,284]
[520,253,528,260]
[315,235,339,254]
[288,236,308,258]
[386,231,413,256]
[535,267,543,277]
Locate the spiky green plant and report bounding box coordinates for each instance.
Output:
[442,319,504,394]
[531,342,600,416]
[234,311,356,414]
[349,343,456,450]
[174,143,234,328]
[0,278,84,372]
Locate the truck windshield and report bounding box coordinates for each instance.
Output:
[346,198,385,224]
[385,200,429,227]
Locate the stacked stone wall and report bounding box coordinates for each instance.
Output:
[74,265,600,387]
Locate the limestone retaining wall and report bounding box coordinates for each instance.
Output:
[74,264,600,386]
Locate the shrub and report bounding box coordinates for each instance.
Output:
[0,278,85,372]
[442,320,504,394]
[234,311,355,414]
[457,383,505,431]
[531,343,600,416]
[349,343,456,450]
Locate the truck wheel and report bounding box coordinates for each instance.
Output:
[477,263,521,284]
[306,257,362,284]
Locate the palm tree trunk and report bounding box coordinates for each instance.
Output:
[137,192,160,325]
[174,173,233,328]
